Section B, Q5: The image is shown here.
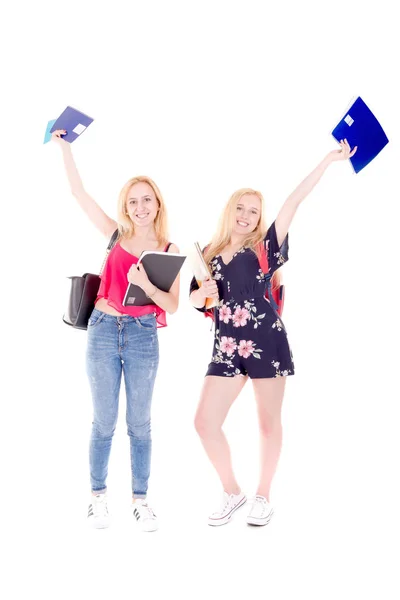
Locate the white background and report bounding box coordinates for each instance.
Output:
[2,1,400,598]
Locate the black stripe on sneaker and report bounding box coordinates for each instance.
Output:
[133,509,140,520]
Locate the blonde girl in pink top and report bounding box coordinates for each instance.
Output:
[52,129,180,531]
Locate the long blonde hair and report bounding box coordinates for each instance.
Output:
[203,188,281,290]
[116,176,169,245]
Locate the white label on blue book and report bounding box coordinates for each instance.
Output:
[73,123,87,135]
[344,114,354,126]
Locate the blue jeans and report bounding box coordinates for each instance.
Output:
[86,309,159,498]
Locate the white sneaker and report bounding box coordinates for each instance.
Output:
[132,499,159,532]
[88,493,110,529]
[208,491,247,526]
[246,495,274,526]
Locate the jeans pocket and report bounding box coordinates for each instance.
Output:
[88,310,106,328]
[137,314,157,330]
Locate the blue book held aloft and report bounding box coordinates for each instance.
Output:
[43,119,57,144]
[331,97,388,173]
[49,106,94,143]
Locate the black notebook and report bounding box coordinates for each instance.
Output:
[122,251,186,307]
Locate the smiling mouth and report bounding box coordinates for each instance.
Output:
[237,220,249,227]
[135,213,150,219]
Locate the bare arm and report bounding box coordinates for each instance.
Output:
[275,139,357,246]
[190,287,206,309]
[52,130,118,238]
[190,279,219,308]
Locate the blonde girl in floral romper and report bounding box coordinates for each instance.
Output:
[190,139,356,526]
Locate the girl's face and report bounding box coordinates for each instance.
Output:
[232,193,261,236]
[126,181,159,227]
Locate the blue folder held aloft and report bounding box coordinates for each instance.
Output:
[332,97,388,173]
[49,106,94,143]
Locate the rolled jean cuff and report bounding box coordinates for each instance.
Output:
[92,487,107,494]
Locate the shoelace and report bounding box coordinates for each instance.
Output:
[92,494,108,517]
[137,502,156,519]
[251,496,269,516]
[211,494,232,516]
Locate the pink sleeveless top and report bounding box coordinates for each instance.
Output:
[96,242,170,328]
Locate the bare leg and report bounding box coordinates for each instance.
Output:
[194,375,247,494]
[252,377,286,501]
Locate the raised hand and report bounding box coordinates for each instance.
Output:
[328,138,357,162]
[51,129,68,145]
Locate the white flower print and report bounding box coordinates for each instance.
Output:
[211,258,224,281]
[274,251,286,266]
[243,299,265,329]
[212,349,234,368]
[271,359,292,377]
[256,268,266,284]
[223,368,245,377]
[272,318,283,331]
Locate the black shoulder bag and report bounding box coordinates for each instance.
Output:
[63,230,119,330]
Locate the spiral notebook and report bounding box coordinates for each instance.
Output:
[331,96,388,173]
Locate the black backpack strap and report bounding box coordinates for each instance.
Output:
[108,229,119,250]
[99,229,119,276]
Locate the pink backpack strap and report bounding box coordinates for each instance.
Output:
[257,241,269,274]
[257,240,285,315]
[164,242,172,252]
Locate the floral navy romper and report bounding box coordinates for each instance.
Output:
[190,221,295,379]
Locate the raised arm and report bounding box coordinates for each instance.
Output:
[274,139,357,246]
[51,130,118,238]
